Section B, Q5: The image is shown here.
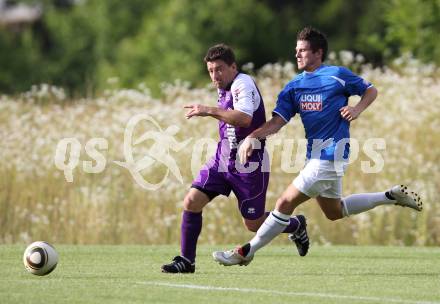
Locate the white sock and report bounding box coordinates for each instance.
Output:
[342,192,394,217]
[248,210,290,256]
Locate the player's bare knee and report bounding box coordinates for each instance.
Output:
[183,194,202,212]
[244,221,259,232]
[325,211,343,221]
[245,224,258,232]
[243,217,264,232]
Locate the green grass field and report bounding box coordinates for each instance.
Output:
[1,245,439,304]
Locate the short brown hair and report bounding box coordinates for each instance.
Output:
[204,44,236,65]
[297,27,328,61]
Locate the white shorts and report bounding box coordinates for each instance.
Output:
[293,159,348,199]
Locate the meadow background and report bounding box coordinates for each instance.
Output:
[0,0,439,247]
[1,53,439,246]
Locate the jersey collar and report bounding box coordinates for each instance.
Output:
[222,72,240,92]
[303,64,325,75]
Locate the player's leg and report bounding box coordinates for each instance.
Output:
[231,168,301,233]
[213,159,329,266]
[212,168,273,265]
[243,213,303,233]
[161,188,211,273]
[180,187,211,260]
[312,177,344,220]
[216,183,308,266]
[244,160,340,257]
[213,184,310,266]
[244,184,309,257]
[316,195,344,220]
[242,215,265,232]
[233,168,270,233]
[162,158,230,273]
[341,188,423,216]
[317,184,422,220]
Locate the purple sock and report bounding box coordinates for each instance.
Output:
[180,210,202,263]
[264,211,299,233]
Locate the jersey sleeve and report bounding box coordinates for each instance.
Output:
[272,85,297,123]
[231,76,260,117]
[339,66,373,96]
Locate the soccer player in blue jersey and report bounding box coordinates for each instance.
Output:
[213,27,423,266]
[161,44,306,273]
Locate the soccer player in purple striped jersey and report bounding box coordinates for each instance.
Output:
[212,27,423,267]
[161,44,304,273]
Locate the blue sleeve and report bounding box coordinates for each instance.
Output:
[272,85,297,123]
[339,67,372,96]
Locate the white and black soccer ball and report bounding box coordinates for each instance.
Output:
[23,241,58,276]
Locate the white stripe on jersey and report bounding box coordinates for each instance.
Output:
[231,74,261,117]
[331,75,346,86]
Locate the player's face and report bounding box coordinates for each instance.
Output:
[207,60,237,89]
[295,40,323,72]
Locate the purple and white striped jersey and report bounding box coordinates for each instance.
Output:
[216,73,266,162]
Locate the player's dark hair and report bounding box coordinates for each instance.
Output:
[204,44,236,66]
[297,26,328,61]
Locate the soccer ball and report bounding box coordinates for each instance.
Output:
[23,241,58,276]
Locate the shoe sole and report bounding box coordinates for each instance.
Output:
[394,185,423,211]
[161,267,195,274]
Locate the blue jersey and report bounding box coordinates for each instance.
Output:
[273,65,372,160]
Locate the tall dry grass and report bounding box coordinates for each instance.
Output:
[1,53,439,246]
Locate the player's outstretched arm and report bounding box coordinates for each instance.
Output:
[184,104,251,127]
[340,86,378,122]
[239,115,286,164]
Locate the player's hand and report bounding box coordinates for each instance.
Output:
[339,106,360,122]
[239,137,258,164]
[184,104,210,119]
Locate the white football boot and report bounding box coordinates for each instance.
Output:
[212,247,254,266]
[390,185,423,211]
